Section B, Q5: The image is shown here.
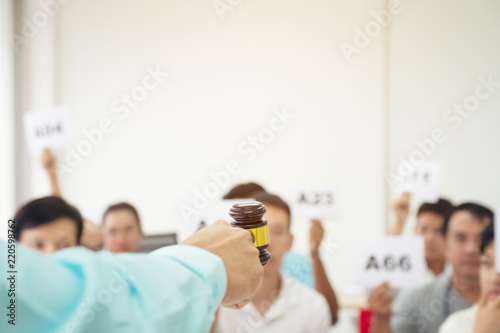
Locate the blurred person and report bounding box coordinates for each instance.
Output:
[102,202,144,253]
[214,192,331,332]
[41,148,103,250]
[370,203,492,333]
[223,183,339,324]
[1,221,263,332]
[368,196,455,332]
[222,182,266,200]
[439,223,500,333]
[14,196,83,254]
[415,199,455,279]
[386,203,493,333]
[389,193,454,279]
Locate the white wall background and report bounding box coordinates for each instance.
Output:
[7,0,500,332]
[388,0,500,233]
[50,0,387,295]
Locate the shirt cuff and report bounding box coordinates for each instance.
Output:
[149,245,227,311]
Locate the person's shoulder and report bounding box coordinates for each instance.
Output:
[283,275,328,311]
[445,304,477,322]
[439,305,477,333]
[282,275,330,330]
[395,273,449,308]
[420,273,449,294]
[283,252,309,261]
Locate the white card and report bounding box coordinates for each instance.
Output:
[23,106,73,154]
[395,162,441,203]
[353,236,425,288]
[287,183,340,222]
[496,209,500,272]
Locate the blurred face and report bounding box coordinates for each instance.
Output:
[446,211,487,280]
[19,217,78,255]
[102,209,143,253]
[479,241,500,303]
[415,211,446,262]
[264,204,293,272]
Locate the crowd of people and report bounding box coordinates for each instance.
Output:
[1,148,499,333]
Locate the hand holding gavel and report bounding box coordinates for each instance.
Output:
[229,201,271,266]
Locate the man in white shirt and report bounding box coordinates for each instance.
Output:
[214,191,331,333]
[439,223,500,333]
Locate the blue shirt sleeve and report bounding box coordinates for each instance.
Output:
[0,241,227,333]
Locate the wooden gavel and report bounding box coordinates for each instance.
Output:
[229,201,271,266]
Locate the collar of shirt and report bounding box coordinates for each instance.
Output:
[239,274,301,324]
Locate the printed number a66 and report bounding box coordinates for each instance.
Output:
[365,255,412,271]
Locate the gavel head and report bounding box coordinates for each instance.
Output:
[229,201,271,266]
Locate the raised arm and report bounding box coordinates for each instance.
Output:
[41,148,62,197]
[310,219,339,325]
[388,192,410,235]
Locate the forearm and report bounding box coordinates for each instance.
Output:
[1,242,226,333]
[312,252,338,325]
[48,171,62,197]
[387,217,405,235]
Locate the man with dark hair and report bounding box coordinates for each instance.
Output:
[223,183,339,325]
[439,222,500,333]
[222,182,266,200]
[387,202,493,333]
[417,198,455,219]
[215,192,331,332]
[418,198,455,274]
[389,195,455,279]
[441,203,494,237]
[417,198,455,278]
[14,196,83,254]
